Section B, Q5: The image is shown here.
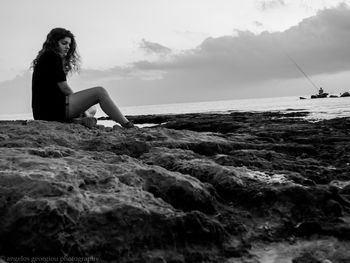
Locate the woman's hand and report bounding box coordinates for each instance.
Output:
[84,105,97,117]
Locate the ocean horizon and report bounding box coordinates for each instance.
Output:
[1,95,350,124]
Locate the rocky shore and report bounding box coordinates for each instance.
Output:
[0,111,350,262]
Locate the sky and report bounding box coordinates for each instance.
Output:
[1,0,350,115]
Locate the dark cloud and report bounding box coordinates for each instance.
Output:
[256,0,286,11]
[130,4,350,83]
[106,4,350,104]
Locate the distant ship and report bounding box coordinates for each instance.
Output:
[300,93,328,100]
[300,91,350,100]
[299,87,328,99]
[311,92,328,99]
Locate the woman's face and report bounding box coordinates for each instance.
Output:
[57,37,71,57]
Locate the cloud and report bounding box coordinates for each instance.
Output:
[0,70,32,114]
[130,4,350,83]
[139,39,172,55]
[256,0,286,11]
[73,65,166,84]
[253,21,264,28]
[102,4,350,104]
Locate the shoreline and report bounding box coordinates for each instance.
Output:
[2,94,350,123]
[0,111,350,262]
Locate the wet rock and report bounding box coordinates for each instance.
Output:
[340,91,350,97]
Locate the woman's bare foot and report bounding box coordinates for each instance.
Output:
[121,121,135,128]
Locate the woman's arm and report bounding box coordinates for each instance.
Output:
[60,82,97,117]
[58,81,74,96]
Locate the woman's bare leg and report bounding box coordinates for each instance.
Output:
[67,86,129,125]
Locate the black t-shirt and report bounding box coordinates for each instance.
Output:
[32,51,67,121]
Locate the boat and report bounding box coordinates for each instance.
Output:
[311,93,328,99]
[300,92,350,100]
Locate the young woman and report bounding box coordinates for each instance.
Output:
[31,27,134,128]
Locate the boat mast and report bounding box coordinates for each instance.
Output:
[285,53,319,92]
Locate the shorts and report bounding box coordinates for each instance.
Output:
[32,96,69,122]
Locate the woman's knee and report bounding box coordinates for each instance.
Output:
[94,86,109,98]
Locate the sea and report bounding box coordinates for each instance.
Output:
[1,95,349,127]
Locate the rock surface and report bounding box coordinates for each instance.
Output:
[0,111,350,262]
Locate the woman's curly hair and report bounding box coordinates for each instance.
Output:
[32,28,81,74]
